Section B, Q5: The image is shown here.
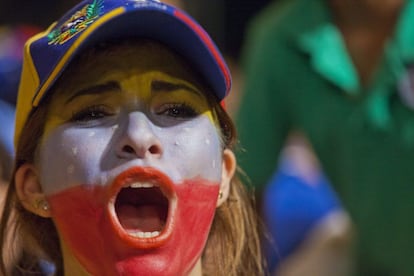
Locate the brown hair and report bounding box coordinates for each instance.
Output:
[0,41,264,276]
[0,102,63,275]
[202,106,265,275]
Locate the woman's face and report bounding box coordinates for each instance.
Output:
[33,42,234,276]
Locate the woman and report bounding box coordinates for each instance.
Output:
[0,0,264,275]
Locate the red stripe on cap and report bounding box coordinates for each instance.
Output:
[173,9,231,97]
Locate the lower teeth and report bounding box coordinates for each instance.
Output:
[128,231,161,238]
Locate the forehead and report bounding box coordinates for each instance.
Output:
[53,39,208,97]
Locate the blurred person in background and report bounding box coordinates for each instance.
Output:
[182,1,353,274]
[262,132,353,276]
[236,0,414,275]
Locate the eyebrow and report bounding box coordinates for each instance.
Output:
[65,81,121,104]
[151,80,201,96]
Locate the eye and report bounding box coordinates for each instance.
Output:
[156,103,198,119]
[70,105,114,123]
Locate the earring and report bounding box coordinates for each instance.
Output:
[35,199,50,211]
[218,190,223,200]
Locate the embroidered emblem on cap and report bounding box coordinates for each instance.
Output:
[47,0,104,45]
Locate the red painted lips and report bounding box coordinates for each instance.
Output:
[108,167,177,249]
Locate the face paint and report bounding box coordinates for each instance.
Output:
[38,42,224,275]
[48,167,219,276]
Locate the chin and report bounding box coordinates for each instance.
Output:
[115,254,199,276]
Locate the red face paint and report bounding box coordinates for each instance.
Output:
[47,167,220,276]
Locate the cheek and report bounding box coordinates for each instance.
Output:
[38,127,112,195]
[165,118,222,181]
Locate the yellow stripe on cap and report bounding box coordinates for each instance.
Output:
[14,24,56,147]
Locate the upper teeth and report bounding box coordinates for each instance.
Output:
[129,182,155,188]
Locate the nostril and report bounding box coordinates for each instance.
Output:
[149,145,161,155]
[120,144,161,157]
[122,145,135,154]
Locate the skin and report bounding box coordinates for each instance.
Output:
[329,0,405,20]
[329,0,405,84]
[15,42,236,276]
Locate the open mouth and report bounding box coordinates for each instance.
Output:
[115,182,169,239]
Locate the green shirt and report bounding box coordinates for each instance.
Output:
[236,0,414,275]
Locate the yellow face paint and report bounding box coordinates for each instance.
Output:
[43,41,219,139]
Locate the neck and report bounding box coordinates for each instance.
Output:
[188,259,202,276]
[329,0,405,28]
[328,0,406,85]
[61,241,90,276]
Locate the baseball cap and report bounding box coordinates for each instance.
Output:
[15,0,231,146]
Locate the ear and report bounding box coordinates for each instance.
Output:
[217,149,236,207]
[15,163,51,218]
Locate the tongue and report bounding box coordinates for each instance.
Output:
[117,204,164,232]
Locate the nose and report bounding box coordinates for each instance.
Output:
[116,112,163,159]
